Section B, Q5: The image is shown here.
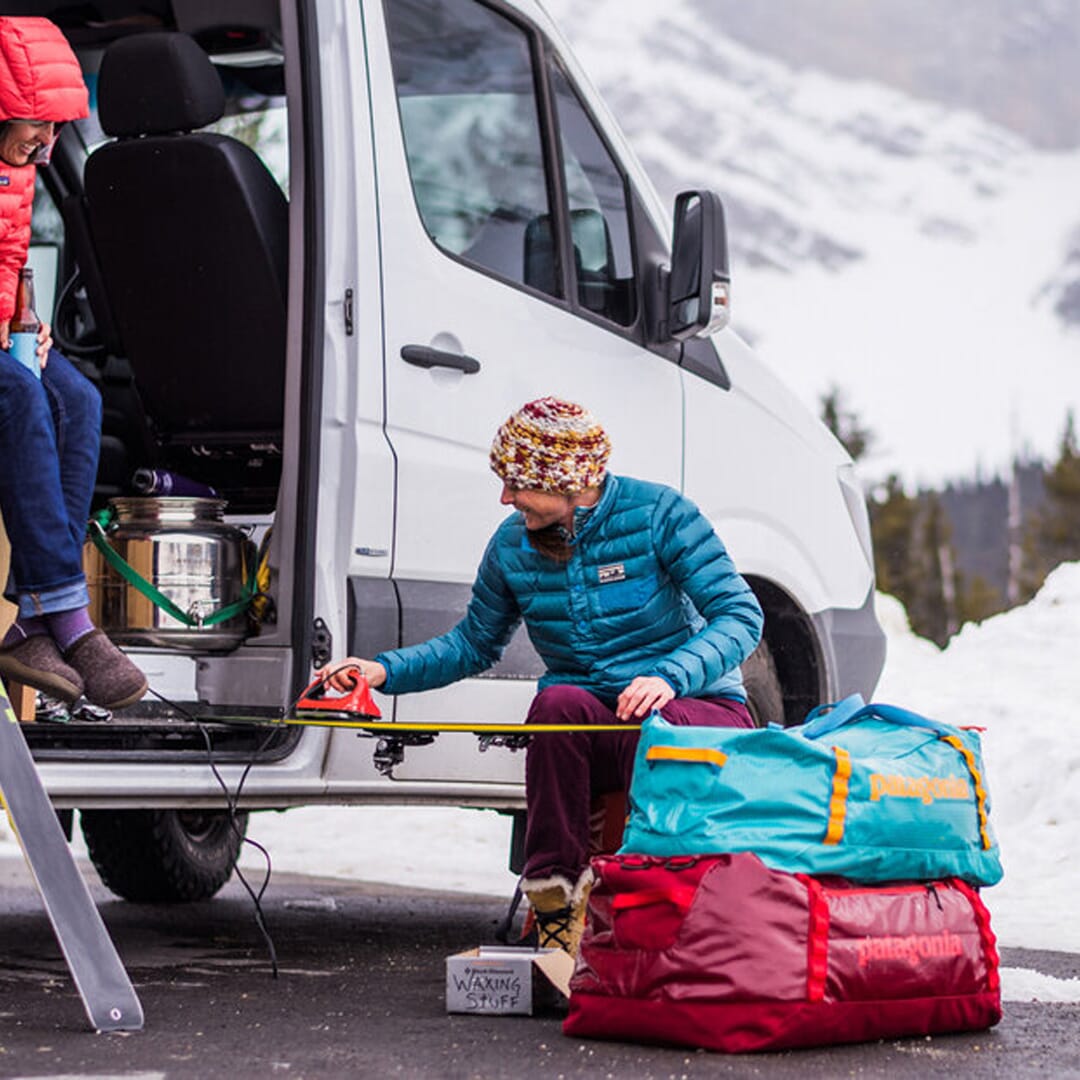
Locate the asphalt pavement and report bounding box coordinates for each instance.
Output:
[0,855,1078,1079]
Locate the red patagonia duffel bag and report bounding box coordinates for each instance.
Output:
[565,852,1001,1053]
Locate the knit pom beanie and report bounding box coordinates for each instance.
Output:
[489,397,611,494]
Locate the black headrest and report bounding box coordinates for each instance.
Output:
[98,32,225,138]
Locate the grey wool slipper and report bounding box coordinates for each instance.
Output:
[0,635,84,704]
[64,630,149,710]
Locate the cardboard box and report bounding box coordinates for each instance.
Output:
[446,946,574,1015]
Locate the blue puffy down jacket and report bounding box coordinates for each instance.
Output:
[376,475,763,704]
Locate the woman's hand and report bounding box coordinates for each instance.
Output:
[0,321,52,368]
[616,675,675,721]
[36,321,53,369]
[320,657,387,693]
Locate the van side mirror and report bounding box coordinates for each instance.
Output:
[667,190,730,339]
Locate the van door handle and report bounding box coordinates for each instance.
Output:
[400,345,481,374]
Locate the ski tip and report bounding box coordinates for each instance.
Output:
[92,1000,144,1033]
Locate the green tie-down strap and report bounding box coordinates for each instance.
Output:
[87,509,258,628]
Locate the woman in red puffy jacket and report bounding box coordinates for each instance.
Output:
[0,16,147,711]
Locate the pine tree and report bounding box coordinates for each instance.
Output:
[868,475,917,601]
[1022,411,1080,598]
[869,485,962,646]
[904,494,957,646]
[820,386,874,462]
[956,572,1002,627]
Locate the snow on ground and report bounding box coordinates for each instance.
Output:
[241,802,518,900]
[1000,966,1080,1004]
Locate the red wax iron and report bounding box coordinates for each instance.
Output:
[296,667,382,719]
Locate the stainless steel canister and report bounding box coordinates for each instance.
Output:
[84,497,255,651]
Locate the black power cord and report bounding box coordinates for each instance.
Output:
[145,662,365,979]
[148,687,281,978]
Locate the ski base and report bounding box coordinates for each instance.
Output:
[0,685,143,1032]
[250,714,641,735]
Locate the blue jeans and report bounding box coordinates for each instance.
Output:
[0,349,101,617]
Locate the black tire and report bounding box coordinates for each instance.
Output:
[742,638,784,728]
[80,808,248,902]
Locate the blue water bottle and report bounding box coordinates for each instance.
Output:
[8,267,41,377]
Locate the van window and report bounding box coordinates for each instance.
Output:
[30,177,63,321]
[549,61,637,327]
[384,0,560,298]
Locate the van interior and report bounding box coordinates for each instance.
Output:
[16,0,291,514]
[10,0,301,757]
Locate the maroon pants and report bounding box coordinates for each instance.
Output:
[522,684,755,883]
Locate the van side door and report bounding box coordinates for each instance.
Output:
[361,0,683,731]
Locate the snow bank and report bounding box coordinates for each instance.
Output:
[875,562,1080,955]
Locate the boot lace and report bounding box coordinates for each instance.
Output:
[534,904,574,951]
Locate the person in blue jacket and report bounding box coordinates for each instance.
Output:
[328,397,763,957]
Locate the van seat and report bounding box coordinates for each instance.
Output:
[82,31,287,503]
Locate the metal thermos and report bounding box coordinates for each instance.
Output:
[84,497,255,651]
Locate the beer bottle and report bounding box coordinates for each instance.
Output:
[9,267,41,378]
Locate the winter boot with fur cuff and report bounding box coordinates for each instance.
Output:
[522,869,593,959]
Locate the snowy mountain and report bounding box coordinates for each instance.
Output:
[689,0,1080,153]
[543,0,1080,488]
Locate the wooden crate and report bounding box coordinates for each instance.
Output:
[0,516,36,721]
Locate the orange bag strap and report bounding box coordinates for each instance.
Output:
[939,734,994,850]
[645,745,727,768]
[823,746,852,845]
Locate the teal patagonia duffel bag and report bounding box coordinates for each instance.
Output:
[620,695,1002,886]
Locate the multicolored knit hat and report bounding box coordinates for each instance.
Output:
[490,397,611,494]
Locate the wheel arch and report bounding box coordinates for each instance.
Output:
[745,575,826,728]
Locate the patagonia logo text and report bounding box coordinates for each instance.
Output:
[597,563,626,584]
[868,773,970,805]
[857,930,964,968]
[0,177,9,186]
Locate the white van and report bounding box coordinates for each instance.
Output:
[18,0,884,901]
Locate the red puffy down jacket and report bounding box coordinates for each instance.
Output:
[0,17,89,322]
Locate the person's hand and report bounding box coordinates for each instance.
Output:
[36,321,52,369]
[0,319,9,351]
[320,657,387,693]
[616,675,675,721]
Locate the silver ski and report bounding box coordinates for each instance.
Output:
[0,686,143,1032]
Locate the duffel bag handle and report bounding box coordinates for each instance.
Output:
[610,885,696,914]
[645,745,728,768]
[803,693,865,736]
[803,695,961,741]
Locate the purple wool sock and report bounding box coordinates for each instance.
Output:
[45,607,96,652]
[2,617,48,648]
[2,615,49,649]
